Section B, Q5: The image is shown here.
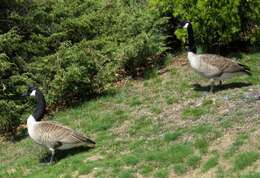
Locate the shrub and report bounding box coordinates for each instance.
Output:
[29,1,167,104]
[0,100,21,135]
[0,37,28,135]
[0,0,167,134]
[150,0,260,52]
[30,41,107,104]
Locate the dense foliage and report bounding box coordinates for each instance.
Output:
[0,0,167,134]
[150,0,260,52]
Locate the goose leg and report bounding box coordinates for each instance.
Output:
[219,80,222,86]
[49,148,55,164]
[209,79,215,93]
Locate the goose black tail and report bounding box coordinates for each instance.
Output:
[85,138,96,147]
[239,63,252,76]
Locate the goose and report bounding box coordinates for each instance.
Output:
[178,21,251,92]
[22,85,95,164]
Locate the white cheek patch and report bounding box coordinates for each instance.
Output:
[30,90,36,96]
[184,23,189,28]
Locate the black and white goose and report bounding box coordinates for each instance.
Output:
[23,85,95,164]
[178,21,251,92]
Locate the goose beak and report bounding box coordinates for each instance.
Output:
[176,23,183,28]
[21,93,29,98]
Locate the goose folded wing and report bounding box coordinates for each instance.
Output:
[196,54,223,77]
[36,121,90,145]
[199,54,243,74]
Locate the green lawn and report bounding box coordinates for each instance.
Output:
[1,52,260,178]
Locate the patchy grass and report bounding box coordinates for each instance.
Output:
[1,52,260,178]
[202,154,219,172]
[233,152,259,170]
[164,129,184,142]
[174,163,187,175]
[186,154,201,168]
[144,143,193,164]
[224,133,249,158]
[181,99,213,120]
[154,169,169,178]
[194,137,209,154]
[239,172,260,178]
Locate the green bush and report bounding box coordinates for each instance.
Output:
[150,0,260,51]
[0,0,167,134]
[29,0,166,104]
[0,100,21,135]
[0,31,28,134]
[31,41,107,104]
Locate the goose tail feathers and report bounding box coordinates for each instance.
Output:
[238,63,252,76]
[85,138,96,147]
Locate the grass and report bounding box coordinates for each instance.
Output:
[181,99,213,120]
[1,52,260,177]
[155,169,169,178]
[239,172,260,178]
[194,137,209,154]
[224,133,249,158]
[122,154,140,165]
[202,154,219,172]
[186,155,201,168]
[174,163,187,175]
[164,129,184,142]
[233,152,259,170]
[145,143,193,164]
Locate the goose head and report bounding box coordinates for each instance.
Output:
[22,84,37,98]
[176,21,196,53]
[177,21,191,29]
[22,84,46,121]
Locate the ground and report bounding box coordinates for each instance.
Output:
[1,52,260,178]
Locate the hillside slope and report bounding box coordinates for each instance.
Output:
[1,52,260,178]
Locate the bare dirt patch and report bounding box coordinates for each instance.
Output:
[169,167,216,178]
[78,172,96,178]
[113,120,133,137]
[83,154,103,162]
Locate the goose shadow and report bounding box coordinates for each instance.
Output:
[4,128,28,143]
[192,82,252,93]
[13,128,28,142]
[39,146,94,163]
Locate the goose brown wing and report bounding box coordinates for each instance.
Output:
[35,121,92,145]
[199,54,245,74]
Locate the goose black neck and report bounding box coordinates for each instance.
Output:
[187,24,197,53]
[32,90,46,121]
